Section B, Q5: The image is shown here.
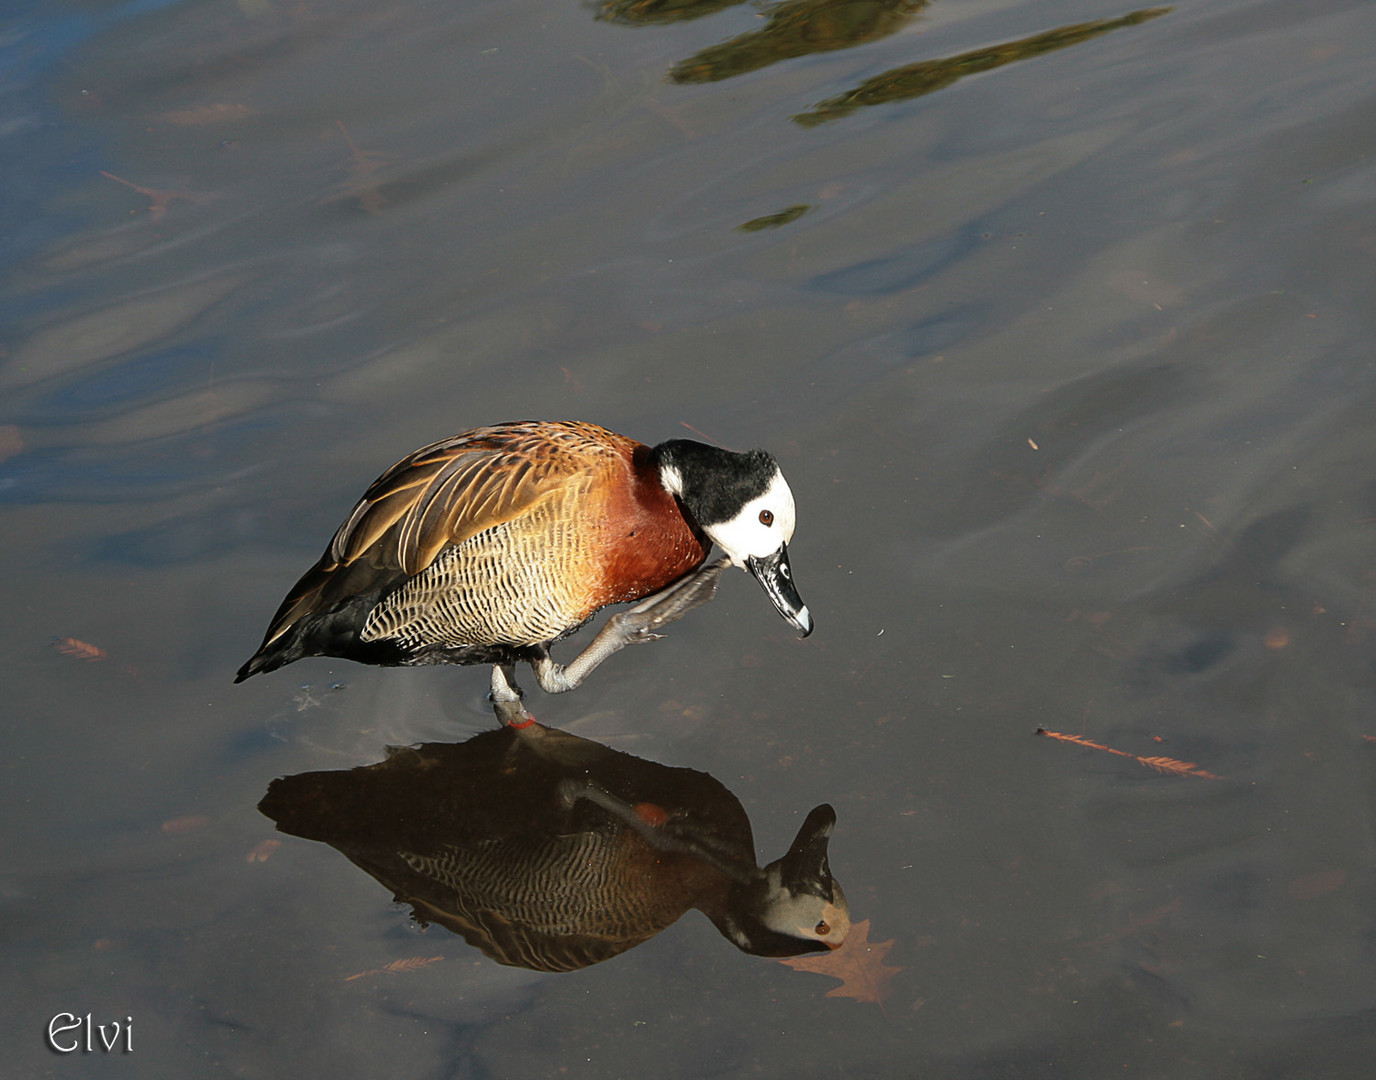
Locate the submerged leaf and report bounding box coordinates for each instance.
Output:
[345,955,445,981]
[161,815,209,834]
[780,918,901,1005]
[738,205,810,232]
[52,636,107,661]
[246,838,281,864]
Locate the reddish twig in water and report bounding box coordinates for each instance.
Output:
[1036,728,1222,779]
[99,171,206,219]
[344,955,444,982]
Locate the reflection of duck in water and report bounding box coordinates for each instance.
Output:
[236,420,811,726]
[260,722,849,971]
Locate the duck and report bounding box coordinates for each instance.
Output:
[258,721,849,971]
[236,420,811,724]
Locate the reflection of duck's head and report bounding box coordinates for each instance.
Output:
[716,804,850,956]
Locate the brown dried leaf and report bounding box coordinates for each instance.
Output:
[779,919,901,1006]
[1137,754,1223,780]
[52,636,107,662]
[1037,728,1222,780]
[382,955,444,974]
[160,815,209,834]
[333,120,392,215]
[345,955,445,982]
[246,838,281,863]
[99,171,212,221]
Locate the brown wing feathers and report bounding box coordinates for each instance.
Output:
[246,424,624,664]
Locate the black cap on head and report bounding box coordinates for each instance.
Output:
[652,440,778,527]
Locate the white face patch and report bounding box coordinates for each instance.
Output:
[759,879,851,947]
[704,470,797,567]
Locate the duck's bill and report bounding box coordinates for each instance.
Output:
[747,543,813,637]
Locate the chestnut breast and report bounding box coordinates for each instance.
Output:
[590,443,710,608]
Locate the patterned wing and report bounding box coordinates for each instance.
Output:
[250,421,633,655]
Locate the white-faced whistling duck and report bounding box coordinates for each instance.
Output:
[236,420,811,724]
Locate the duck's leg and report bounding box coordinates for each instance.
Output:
[530,557,728,694]
[556,778,752,880]
[490,663,536,728]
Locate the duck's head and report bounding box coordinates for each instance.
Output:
[654,439,812,637]
[721,803,850,956]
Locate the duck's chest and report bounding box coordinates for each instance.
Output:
[588,465,710,607]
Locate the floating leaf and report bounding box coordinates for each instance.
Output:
[100,171,211,220]
[246,838,281,863]
[333,121,392,215]
[382,955,443,974]
[52,636,107,662]
[345,955,445,981]
[737,204,809,232]
[1037,728,1221,779]
[1137,754,1220,779]
[161,815,209,834]
[779,919,901,1006]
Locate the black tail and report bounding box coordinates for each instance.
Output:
[233,592,403,682]
[234,646,287,683]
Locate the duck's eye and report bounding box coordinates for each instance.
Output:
[759,510,774,526]
[814,920,830,936]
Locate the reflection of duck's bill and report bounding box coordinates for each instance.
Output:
[747,543,812,637]
[779,803,836,894]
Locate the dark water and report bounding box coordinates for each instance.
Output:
[5,0,1376,1075]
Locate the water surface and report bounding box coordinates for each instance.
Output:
[4,0,1376,1075]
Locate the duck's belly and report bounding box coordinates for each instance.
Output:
[360,514,598,649]
[400,830,678,937]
